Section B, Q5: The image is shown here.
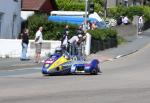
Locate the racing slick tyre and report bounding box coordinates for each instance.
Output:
[90,69,98,75]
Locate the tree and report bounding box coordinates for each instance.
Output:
[55,0,104,13]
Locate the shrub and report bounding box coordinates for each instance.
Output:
[26,14,78,40]
[108,6,150,29]
[88,28,119,52]
[87,28,117,40]
[107,6,127,19]
[143,6,150,29]
[108,6,144,20]
[55,0,103,13]
[126,6,144,20]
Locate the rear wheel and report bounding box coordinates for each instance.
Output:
[90,69,98,75]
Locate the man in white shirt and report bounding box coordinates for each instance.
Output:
[122,16,129,25]
[138,15,144,34]
[35,26,43,63]
[68,34,86,56]
[68,35,79,55]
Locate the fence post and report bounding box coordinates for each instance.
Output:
[85,33,91,55]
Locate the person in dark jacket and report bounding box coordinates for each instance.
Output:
[117,16,123,25]
[61,25,70,52]
[76,25,84,36]
[20,28,29,60]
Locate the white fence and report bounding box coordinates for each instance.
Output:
[0,34,91,58]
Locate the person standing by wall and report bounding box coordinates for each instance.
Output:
[20,28,29,61]
[34,26,43,63]
[138,15,144,34]
[61,25,69,47]
[68,34,79,56]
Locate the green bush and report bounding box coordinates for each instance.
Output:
[143,6,150,29]
[107,6,127,19]
[108,6,144,20]
[87,28,117,40]
[126,6,144,20]
[143,6,150,22]
[88,28,119,52]
[108,6,150,29]
[26,14,48,39]
[26,14,78,40]
[55,0,103,13]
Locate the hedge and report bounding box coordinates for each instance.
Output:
[87,28,117,40]
[26,14,78,40]
[55,0,103,14]
[107,6,144,20]
[87,28,118,53]
[107,6,150,29]
[25,14,122,45]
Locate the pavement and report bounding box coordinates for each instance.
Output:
[87,28,150,62]
[0,27,150,70]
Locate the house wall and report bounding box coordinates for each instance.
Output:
[116,0,143,6]
[0,0,21,39]
[21,11,34,21]
[107,0,144,7]
[107,0,117,8]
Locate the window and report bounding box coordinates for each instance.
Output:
[14,0,18,2]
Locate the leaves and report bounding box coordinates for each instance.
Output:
[87,28,117,40]
[55,0,103,13]
[26,14,78,40]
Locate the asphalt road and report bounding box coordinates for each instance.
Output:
[0,43,150,103]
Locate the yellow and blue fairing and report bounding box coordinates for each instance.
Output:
[42,53,71,75]
[42,53,101,75]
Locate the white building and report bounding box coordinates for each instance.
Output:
[0,0,21,39]
[107,0,146,7]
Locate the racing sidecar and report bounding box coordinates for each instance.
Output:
[41,52,101,75]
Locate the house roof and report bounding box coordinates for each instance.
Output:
[22,0,54,12]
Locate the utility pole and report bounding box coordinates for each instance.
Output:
[104,0,107,19]
[84,0,88,30]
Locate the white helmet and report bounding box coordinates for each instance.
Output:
[55,47,62,55]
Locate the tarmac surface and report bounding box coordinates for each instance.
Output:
[0,27,150,70]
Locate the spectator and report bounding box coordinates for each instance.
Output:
[68,32,86,56]
[76,25,84,36]
[68,34,79,55]
[91,21,97,30]
[76,33,86,57]
[34,26,43,63]
[20,28,29,61]
[122,16,129,25]
[117,16,123,25]
[124,0,128,7]
[138,15,144,34]
[82,20,91,31]
[61,25,69,47]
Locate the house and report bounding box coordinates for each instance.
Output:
[107,0,149,8]
[0,0,21,39]
[21,0,56,21]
